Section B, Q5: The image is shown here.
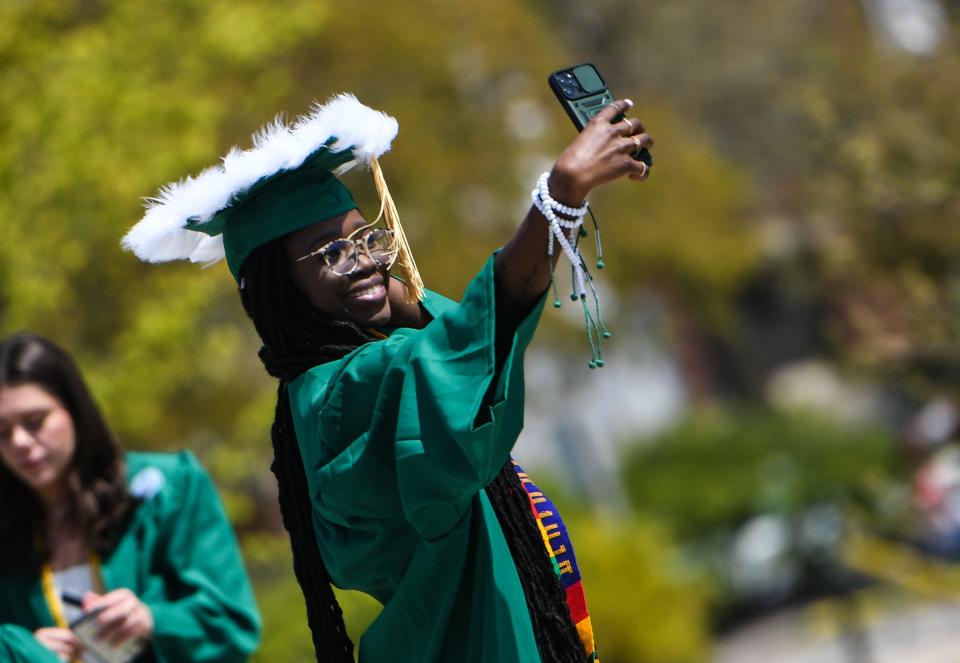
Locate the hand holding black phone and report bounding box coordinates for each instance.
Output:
[548,63,653,168]
[61,592,146,663]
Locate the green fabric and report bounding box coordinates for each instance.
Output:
[0,450,261,663]
[0,625,60,663]
[287,254,547,663]
[186,143,358,281]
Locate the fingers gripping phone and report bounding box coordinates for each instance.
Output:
[61,592,146,663]
[548,63,653,168]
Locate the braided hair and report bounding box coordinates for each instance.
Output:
[239,235,586,662]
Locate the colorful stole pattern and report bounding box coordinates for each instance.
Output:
[513,461,599,662]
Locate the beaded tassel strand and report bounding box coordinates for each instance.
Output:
[578,206,612,342]
[588,205,605,270]
[531,172,611,368]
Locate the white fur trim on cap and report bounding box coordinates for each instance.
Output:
[123,94,398,266]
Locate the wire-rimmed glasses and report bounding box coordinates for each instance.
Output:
[294,224,398,276]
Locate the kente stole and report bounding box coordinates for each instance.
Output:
[513,461,599,662]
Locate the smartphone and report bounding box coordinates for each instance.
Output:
[63,593,146,663]
[548,63,652,167]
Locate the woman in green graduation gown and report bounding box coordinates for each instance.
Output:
[124,93,654,662]
[0,333,261,662]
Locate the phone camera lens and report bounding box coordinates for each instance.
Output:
[554,70,586,99]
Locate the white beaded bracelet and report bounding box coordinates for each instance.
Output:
[537,173,589,221]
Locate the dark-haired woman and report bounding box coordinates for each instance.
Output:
[0,334,261,662]
[125,93,653,662]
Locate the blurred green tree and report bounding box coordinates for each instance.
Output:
[561,515,711,663]
[622,409,897,540]
[551,0,960,399]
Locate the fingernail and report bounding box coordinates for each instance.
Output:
[624,99,634,108]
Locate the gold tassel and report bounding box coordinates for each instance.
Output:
[370,156,424,302]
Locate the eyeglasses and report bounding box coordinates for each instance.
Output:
[295,224,398,276]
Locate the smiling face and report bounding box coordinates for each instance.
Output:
[0,383,77,505]
[286,209,394,328]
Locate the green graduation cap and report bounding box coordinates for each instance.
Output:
[124,94,423,300]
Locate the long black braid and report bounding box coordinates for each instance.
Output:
[240,235,586,662]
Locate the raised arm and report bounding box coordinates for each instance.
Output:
[493,98,653,328]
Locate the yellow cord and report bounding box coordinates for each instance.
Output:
[40,562,69,629]
[370,156,424,303]
[38,529,105,663]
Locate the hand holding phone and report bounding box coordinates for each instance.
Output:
[62,591,148,663]
[33,627,83,662]
[548,63,653,168]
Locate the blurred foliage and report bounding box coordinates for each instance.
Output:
[244,514,710,662]
[620,407,907,627]
[561,515,711,663]
[511,466,713,661]
[242,533,381,662]
[0,0,336,529]
[622,408,899,541]
[2,0,959,659]
[550,0,960,396]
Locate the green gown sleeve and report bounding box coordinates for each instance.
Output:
[0,624,61,663]
[290,254,546,542]
[140,451,261,663]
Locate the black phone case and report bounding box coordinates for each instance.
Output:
[548,64,652,167]
[548,71,615,131]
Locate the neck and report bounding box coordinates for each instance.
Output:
[38,481,68,514]
[387,280,429,329]
[40,479,96,567]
